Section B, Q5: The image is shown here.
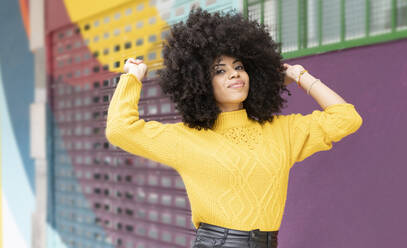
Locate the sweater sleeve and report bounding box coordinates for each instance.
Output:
[105,73,181,170]
[282,103,363,166]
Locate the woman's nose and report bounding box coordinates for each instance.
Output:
[228,69,239,79]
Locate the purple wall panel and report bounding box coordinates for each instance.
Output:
[278,39,407,247]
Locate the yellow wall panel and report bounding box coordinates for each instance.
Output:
[70,0,169,73]
[63,0,133,22]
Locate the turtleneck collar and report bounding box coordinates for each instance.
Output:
[213,108,252,131]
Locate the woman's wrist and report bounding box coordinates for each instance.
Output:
[296,69,308,87]
[298,72,317,91]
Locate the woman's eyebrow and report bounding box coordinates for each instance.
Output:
[213,59,241,67]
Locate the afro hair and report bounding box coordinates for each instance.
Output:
[157,7,291,130]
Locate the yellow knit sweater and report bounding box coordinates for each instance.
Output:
[105,73,363,231]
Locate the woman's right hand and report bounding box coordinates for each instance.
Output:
[124,57,148,81]
[283,63,306,86]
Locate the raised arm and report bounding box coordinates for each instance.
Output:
[105,58,182,170]
[282,64,363,166]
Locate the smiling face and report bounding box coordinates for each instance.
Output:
[210,55,250,112]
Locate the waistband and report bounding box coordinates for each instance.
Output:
[198,222,279,238]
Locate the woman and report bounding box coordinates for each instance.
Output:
[105,7,363,248]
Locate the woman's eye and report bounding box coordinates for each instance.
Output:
[236,65,244,70]
[215,69,224,74]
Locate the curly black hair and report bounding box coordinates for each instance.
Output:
[157,7,291,130]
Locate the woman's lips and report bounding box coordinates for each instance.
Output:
[228,81,245,88]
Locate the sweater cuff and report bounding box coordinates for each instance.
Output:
[324,103,355,112]
[121,73,143,86]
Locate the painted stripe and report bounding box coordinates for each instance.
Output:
[47,224,69,248]
[18,0,30,38]
[0,69,2,248]
[2,195,29,248]
[0,61,34,246]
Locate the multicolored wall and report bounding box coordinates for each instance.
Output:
[43,1,242,248]
[43,0,407,247]
[2,0,406,247]
[1,0,35,247]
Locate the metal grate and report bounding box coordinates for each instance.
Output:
[322,0,341,44]
[264,0,279,41]
[370,0,392,35]
[397,0,407,29]
[248,1,261,22]
[245,0,407,58]
[345,0,366,40]
[281,0,298,52]
[307,0,319,48]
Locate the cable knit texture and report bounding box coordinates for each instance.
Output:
[106,73,363,231]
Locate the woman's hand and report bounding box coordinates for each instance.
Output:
[283,63,306,86]
[124,57,148,81]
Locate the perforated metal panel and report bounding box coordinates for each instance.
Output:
[245,0,407,58]
[47,1,240,247]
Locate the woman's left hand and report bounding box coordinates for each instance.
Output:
[283,63,306,86]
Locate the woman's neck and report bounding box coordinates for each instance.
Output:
[218,102,244,112]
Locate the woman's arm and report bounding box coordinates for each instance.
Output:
[279,103,363,165]
[283,63,346,110]
[105,58,182,170]
[281,64,363,166]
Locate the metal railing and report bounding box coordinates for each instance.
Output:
[244,0,407,58]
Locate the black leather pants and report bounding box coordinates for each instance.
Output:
[192,222,279,248]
